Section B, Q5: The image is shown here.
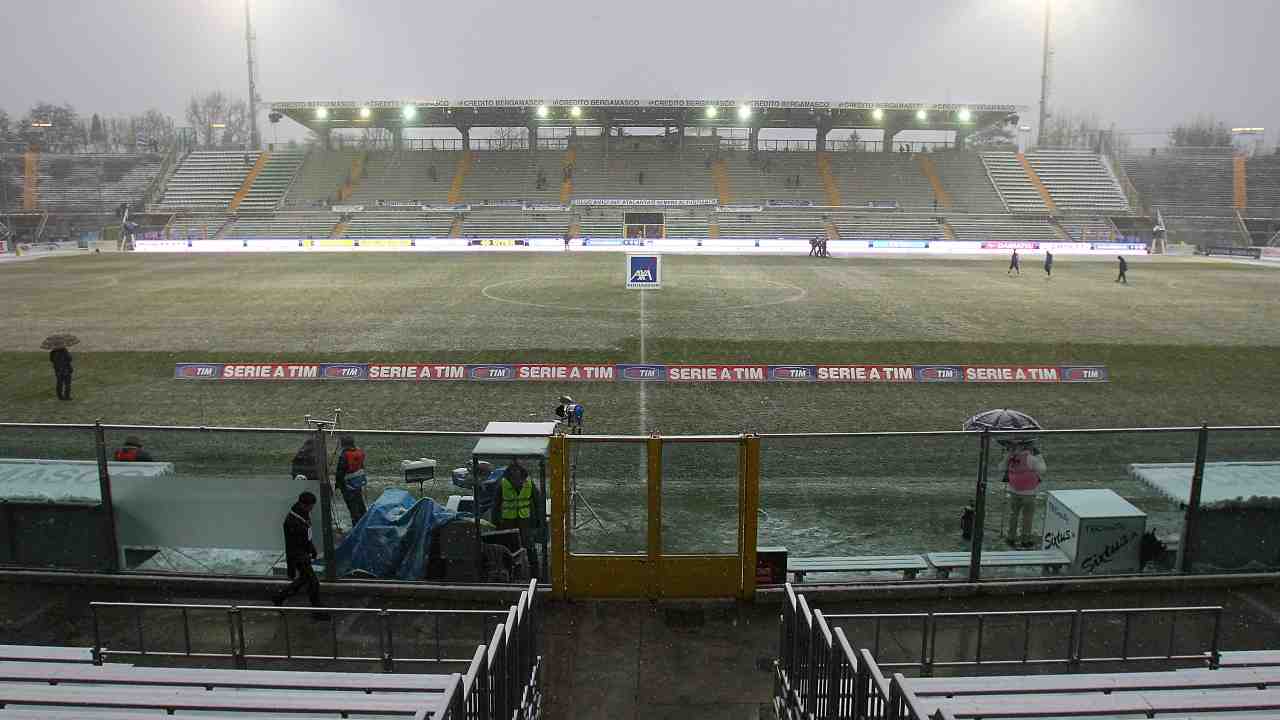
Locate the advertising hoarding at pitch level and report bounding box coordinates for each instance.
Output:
[626,254,661,289]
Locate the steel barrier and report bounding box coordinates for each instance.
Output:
[777,583,1231,720]
[89,579,539,720]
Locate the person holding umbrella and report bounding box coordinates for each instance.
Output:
[1001,441,1047,549]
[42,334,79,401]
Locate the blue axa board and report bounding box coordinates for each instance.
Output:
[626,254,662,289]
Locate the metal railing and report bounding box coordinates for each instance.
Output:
[89,579,539,720]
[827,605,1223,674]
[777,583,1232,720]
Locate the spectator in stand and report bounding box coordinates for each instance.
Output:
[333,435,368,525]
[49,346,73,401]
[428,165,438,182]
[637,170,645,185]
[113,436,155,462]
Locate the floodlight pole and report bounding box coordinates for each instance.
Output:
[1036,0,1053,149]
[244,0,261,151]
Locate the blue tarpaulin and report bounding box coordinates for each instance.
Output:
[334,489,457,580]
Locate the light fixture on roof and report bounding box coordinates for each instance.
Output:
[916,109,928,121]
[871,108,883,121]
[30,121,52,128]
[315,107,328,120]
[705,105,718,119]
[570,105,582,118]
[210,122,227,129]
[738,104,752,121]
[359,106,371,120]
[536,105,549,118]
[402,105,416,120]
[958,108,972,122]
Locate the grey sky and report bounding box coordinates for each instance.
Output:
[4,0,1277,147]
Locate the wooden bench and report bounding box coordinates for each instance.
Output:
[0,683,445,717]
[925,549,1070,579]
[931,687,1280,718]
[0,660,455,694]
[909,667,1280,697]
[0,645,94,664]
[1219,650,1280,668]
[788,555,929,582]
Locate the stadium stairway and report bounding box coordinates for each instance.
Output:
[711,158,733,204]
[1235,155,1248,210]
[447,151,473,204]
[916,154,952,209]
[449,216,464,238]
[561,146,576,204]
[337,152,366,202]
[234,150,307,213]
[329,220,348,238]
[708,216,720,238]
[1017,152,1058,214]
[228,152,270,212]
[817,152,842,206]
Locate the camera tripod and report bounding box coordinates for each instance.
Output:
[566,423,606,531]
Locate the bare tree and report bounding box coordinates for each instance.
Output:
[1169,115,1233,148]
[21,102,83,152]
[186,91,234,148]
[491,126,528,151]
[135,109,176,151]
[1040,110,1107,150]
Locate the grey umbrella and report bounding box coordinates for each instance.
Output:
[963,409,1042,447]
[40,333,81,350]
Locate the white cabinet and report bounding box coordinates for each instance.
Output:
[1044,489,1146,575]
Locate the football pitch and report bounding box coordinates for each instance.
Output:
[2,251,1279,565]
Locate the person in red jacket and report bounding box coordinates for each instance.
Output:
[113,436,154,462]
[333,436,367,525]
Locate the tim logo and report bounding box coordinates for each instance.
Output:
[323,365,364,379]
[1061,366,1108,383]
[619,364,665,381]
[916,365,963,382]
[626,255,662,289]
[469,365,514,380]
[769,366,814,381]
[178,364,220,378]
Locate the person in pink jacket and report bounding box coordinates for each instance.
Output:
[1002,442,1047,549]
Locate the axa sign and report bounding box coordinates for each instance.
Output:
[625,254,662,289]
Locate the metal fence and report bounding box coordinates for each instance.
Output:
[89,579,540,720]
[776,583,1230,720]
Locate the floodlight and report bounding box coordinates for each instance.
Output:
[570,105,582,118]
[705,105,718,119]
[916,109,927,121]
[738,104,752,121]
[210,122,227,129]
[536,105,549,118]
[30,121,52,128]
[402,105,416,120]
[315,107,328,120]
[871,108,883,121]
[958,108,972,122]
[359,106,371,119]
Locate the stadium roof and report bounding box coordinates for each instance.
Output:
[270,98,1023,133]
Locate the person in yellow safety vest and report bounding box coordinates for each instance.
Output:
[491,459,543,579]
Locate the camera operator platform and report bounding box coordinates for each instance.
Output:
[471,421,557,580]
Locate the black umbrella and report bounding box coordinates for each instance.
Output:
[40,333,81,350]
[963,408,1042,447]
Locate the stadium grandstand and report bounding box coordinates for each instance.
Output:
[6,96,1219,250]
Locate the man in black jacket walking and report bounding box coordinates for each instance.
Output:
[49,347,73,400]
[272,491,324,615]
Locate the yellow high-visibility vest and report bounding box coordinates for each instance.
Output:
[501,478,532,520]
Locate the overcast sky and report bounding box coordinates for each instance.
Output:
[4,0,1277,147]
